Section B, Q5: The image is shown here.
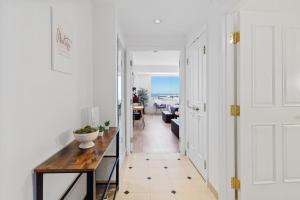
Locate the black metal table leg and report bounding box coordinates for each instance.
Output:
[86,171,96,200]
[116,131,119,190]
[36,173,43,200]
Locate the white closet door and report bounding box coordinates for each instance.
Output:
[239,12,300,200]
[187,32,208,180]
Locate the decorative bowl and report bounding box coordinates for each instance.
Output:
[73,131,98,149]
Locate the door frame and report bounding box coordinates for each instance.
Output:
[125,46,186,155]
[223,12,238,200]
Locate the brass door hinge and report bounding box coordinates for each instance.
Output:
[203,45,206,54]
[230,105,240,117]
[230,32,240,45]
[231,177,240,190]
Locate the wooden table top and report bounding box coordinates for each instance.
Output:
[133,105,144,110]
[34,127,118,173]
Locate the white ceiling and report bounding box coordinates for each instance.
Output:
[132,51,180,66]
[116,0,211,37]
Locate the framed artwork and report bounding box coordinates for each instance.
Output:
[50,6,74,74]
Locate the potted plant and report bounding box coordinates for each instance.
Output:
[104,120,110,130]
[73,125,98,149]
[137,88,149,113]
[98,125,105,137]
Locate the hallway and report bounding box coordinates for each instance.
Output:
[117,153,216,200]
[133,114,179,153]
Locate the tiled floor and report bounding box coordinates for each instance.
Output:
[133,114,179,153]
[116,153,216,200]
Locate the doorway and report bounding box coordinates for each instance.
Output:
[127,50,182,154]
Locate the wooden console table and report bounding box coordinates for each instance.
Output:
[34,128,119,200]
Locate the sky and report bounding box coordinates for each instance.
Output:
[151,76,179,96]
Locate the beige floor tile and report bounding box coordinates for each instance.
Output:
[164,153,182,160]
[128,179,150,193]
[167,168,189,180]
[171,179,196,193]
[126,159,149,169]
[174,191,204,200]
[150,192,176,200]
[124,168,151,180]
[123,193,151,200]
[128,153,148,160]
[165,160,190,169]
[147,153,168,160]
[149,179,173,193]
[120,153,216,200]
[119,180,130,193]
[149,168,169,180]
[115,193,125,200]
[185,168,205,180]
[148,159,167,168]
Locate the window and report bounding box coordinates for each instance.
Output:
[151,76,179,97]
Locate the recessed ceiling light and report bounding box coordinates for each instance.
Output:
[153,19,162,24]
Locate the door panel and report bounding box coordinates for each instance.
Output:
[187,33,208,180]
[283,27,300,105]
[239,12,300,200]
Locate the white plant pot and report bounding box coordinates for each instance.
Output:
[99,131,104,137]
[105,126,109,131]
[73,131,98,149]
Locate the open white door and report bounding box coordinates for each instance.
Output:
[126,51,134,154]
[186,32,208,180]
[238,12,300,199]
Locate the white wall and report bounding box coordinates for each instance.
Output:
[92,0,128,179]
[133,65,179,74]
[93,0,118,127]
[240,0,300,12]
[126,35,185,50]
[0,0,93,199]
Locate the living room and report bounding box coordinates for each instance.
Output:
[130,50,182,153]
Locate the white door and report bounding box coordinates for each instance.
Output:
[126,51,134,153]
[187,33,208,180]
[238,12,300,200]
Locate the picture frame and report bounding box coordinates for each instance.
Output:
[50,6,74,74]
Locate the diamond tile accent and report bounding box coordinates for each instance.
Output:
[120,153,217,200]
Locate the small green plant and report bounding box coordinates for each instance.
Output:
[74,125,97,134]
[103,194,108,200]
[98,125,105,132]
[104,120,110,127]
